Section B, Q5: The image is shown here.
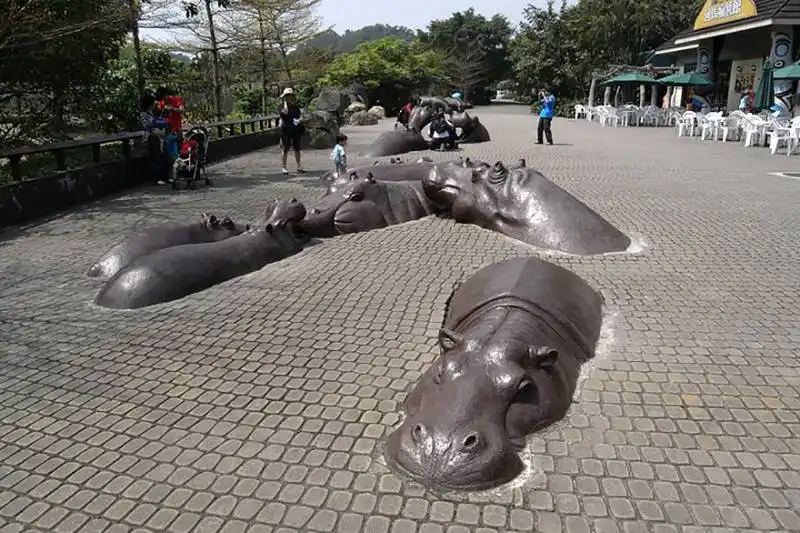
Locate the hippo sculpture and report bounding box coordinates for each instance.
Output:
[323,158,477,196]
[409,106,434,134]
[385,256,603,491]
[422,161,630,255]
[365,129,429,157]
[86,213,246,279]
[300,175,439,238]
[443,97,465,112]
[94,199,307,309]
[418,96,450,112]
[458,116,491,143]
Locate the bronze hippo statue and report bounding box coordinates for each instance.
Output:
[422,161,630,255]
[443,97,465,112]
[323,158,477,196]
[87,213,246,279]
[94,199,307,309]
[457,115,491,143]
[300,175,440,238]
[385,256,603,491]
[409,106,434,134]
[365,129,429,157]
[418,96,450,112]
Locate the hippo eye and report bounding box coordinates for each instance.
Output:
[513,379,538,404]
[433,364,443,384]
[349,192,363,202]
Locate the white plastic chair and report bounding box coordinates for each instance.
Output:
[700,112,723,140]
[574,104,587,120]
[741,114,768,147]
[600,108,620,127]
[676,111,696,137]
[767,117,793,154]
[720,114,742,142]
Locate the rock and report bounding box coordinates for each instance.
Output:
[347,102,367,113]
[346,83,369,107]
[301,110,339,149]
[314,88,349,116]
[349,110,379,126]
[367,105,386,119]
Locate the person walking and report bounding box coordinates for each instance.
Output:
[331,134,348,177]
[277,88,304,175]
[537,88,556,145]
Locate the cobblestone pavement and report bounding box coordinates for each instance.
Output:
[1,106,799,533]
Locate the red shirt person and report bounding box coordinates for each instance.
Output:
[155,87,184,134]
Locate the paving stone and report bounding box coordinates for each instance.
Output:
[1,108,798,533]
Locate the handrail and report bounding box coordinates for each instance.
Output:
[0,114,280,182]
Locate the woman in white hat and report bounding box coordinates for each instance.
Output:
[277,87,304,174]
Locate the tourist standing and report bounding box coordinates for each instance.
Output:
[537,88,555,145]
[277,88,305,175]
[141,94,170,186]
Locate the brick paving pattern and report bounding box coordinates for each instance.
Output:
[1,106,799,533]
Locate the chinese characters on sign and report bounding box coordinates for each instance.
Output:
[693,0,757,31]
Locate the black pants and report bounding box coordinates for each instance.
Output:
[430,134,456,151]
[147,133,170,182]
[537,117,553,144]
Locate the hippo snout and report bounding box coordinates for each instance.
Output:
[385,416,522,492]
[422,165,471,210]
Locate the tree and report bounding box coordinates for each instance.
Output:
[318,38,447,113]
[419,9,513,102]
[259,0,325,84]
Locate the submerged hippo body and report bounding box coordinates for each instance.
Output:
[87,214,245,279]
[423,162,630,255]
[95,200,307,309]
[365,130,429,157]
[301,176,439,238]
[459,116,490,143]
[323,159,477,196]
[385,256,603,491]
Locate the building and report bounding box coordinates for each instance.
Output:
[654,0,800,112]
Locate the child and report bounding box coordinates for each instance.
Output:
[331,134,348,177]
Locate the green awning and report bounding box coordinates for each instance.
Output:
[773,62,800,80]
[753,61,774,113]
[657,71,714,86]
[600,72,659,85]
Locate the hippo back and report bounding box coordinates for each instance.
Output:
[444,257,603,362]
[365,130,428,157]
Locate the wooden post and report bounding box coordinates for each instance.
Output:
[588,77,597,107]
[639,84,646,107]
[603,86,612,105]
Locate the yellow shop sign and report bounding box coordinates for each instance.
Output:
[693,0,758,30]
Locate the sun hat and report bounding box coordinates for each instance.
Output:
[280,87,295,98]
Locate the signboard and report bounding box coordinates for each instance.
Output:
[693,0,758,31]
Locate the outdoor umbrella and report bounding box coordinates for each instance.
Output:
[657,71,714,86]
[600,72,659,85]
[773,61,800,80]
[752,60,774,112]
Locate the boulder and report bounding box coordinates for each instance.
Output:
[349,110,379,126]
[346,83,369,107]
[301,110,339,149]
[314,88,349,116]
[347,102,367,113]
[367,105,386,119]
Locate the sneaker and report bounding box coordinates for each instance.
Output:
[297,167,305,174]
[281,168,289,174]
[156,180,167,185]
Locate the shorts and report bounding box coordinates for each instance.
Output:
[280,128,303,151]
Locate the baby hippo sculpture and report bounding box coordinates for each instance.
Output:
[385,256,603,491]
[95,199,307,309]
[87,213,246,278]
[300,175,439,238]
[422,161,630,255]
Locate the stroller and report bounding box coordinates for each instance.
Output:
[172,126,211,190]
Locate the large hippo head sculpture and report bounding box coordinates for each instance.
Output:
[422,161,631,255]
[409,106,434,133]
[385,256,603,491]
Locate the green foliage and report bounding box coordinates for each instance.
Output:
[232,87,280,116]
[318,37,447,113]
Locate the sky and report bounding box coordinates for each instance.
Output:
[315,0,535,32]
[139,0,540,43]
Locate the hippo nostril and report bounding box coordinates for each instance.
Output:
[411,424,427,444]
[462,433,479,451]
[310,208,320,214]
[290,198,298,203]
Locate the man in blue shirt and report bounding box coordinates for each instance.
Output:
[537,88,556,145]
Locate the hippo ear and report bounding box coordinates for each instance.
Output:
[529,346,558,372]
[245,224,251,231]
[366,172,376,183]
[207,214,219,227]
[265,223,275,235]
[348,171,359,181]
[438,328,464,352]
[373,160,380,166]
[221,216,235,229]
[519,158,526,168]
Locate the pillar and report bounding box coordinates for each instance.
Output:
[639,85,646,107]
[588,77,597,107]
[614,86,622,107]
[770,28,794,115]
[650,85,658,107]
[667,86,675,107]
[603,86,611,105]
